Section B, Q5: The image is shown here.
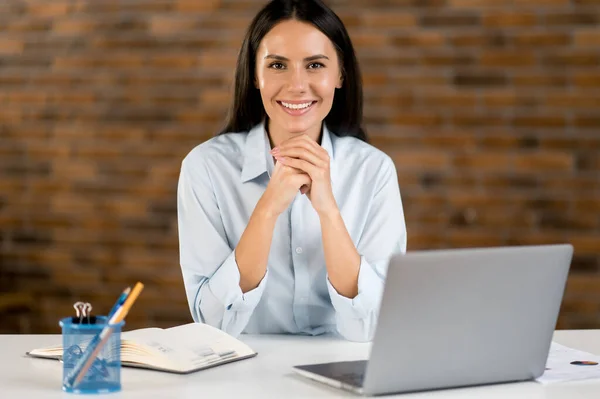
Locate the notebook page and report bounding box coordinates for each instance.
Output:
[120,328,194,371]
[163,323,256,369]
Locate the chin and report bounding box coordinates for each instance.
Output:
[282,120,319,135]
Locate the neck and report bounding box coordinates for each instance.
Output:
[266,119,322,148]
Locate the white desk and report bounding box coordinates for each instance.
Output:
[3,330,600,398]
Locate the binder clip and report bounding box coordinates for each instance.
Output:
[72,301,97,324]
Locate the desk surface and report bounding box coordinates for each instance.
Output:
[3,330,600,398]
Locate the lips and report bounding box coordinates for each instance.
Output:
[277,100,317,116]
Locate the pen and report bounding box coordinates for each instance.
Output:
[64,282,144,389]
[108,287,131,319]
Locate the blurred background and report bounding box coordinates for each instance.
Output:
[1,0,599,334]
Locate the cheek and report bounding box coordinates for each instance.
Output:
[313,74,339,101]
[257,75,281,100]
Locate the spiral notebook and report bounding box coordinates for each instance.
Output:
[26,322,257,374]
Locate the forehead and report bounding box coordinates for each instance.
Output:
[257,19,336,58]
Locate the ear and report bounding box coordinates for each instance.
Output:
[336,72,343,89]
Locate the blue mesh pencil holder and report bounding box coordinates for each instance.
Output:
[59,316,125,394]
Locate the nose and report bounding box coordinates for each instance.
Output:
[287,68,307,92]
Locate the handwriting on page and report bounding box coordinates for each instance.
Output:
[145,341,175,354]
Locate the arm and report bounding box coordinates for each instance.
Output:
[273,138,407,342]
[177,155,272,337]
[324,157,407,342]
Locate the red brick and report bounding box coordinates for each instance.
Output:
[511,32,571,47]
[391,73,448,86]
[350,32,388,48]
[544,12,599,26]
[483,12,537,27]
[447,229,508,248]
[513,73,567,87]
[513,115,566,128]
[421,52,475,66]
[544,51,600,66]
[450,32,506,47]
[6,91,47,104]
[362,11,417,27]
[513,152,574,172]
[480,50,536,67]
[482,91,539,107]
[175,0,222,12]
[27,2,71,17]
[574,30,600,47]
[0,38,24,55]
[452,113,506,127]
[544,93,600,109]
[421,12,480,27]
[421,131,478,149]
[452,0,568,4]
[478,134,522,149]
[453,152,514,171]
[572,72,600,87]
[362,72,388,87]
[52,18,98,35]
[574,115,600,128]
[392,32,446,47]
[392,112,444,127]
[570,235,600,256]
[389,149,451,171]
[419,90,479,107]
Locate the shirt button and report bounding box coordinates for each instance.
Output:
[295,247,303,254]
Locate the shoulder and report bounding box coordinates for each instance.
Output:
[182,132,246,169]
[331,134,396,176]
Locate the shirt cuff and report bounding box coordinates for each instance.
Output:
[326,256,384,319]
[208,250,268,312]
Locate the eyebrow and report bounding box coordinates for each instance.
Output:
[264,54,329,62]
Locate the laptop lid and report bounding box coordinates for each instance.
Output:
[362,244,573,396]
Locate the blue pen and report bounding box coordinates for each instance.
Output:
[108,287,131,320]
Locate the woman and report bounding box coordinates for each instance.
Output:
[177,0,406,342]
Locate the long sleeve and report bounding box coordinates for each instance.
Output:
[177,154,267,337]
[326,156,407,342]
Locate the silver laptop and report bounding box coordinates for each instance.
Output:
[293,244,573,396]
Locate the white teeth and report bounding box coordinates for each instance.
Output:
[281,101,313,110]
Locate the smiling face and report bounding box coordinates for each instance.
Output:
[255,19,342,143]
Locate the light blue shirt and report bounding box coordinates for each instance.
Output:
[177,122,407,342]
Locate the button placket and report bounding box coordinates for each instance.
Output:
[290,196,309,330]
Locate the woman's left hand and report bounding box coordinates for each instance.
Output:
[271,135,338,216]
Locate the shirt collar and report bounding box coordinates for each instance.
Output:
[240,121,336,184]
[240,122,270,183]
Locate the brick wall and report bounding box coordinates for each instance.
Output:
[1,0,599,333]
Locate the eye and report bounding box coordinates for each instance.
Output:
[268,62,285,70]
[308,62,325,69]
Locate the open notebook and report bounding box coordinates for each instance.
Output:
[26,322,257,374]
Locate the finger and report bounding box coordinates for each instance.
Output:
[300,184,310,195]
[291,173,312,192]
[280,163,308,176]
[277,156,322,180]
[273,135,329,163]
[274,147,326,168]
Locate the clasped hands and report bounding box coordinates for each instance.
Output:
[261,134,337,217]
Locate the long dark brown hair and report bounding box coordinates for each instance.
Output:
[218,0,367,142]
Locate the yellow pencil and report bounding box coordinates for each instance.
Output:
[67,282,144,388]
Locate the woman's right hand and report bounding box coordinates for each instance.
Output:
[256,160,311,218]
